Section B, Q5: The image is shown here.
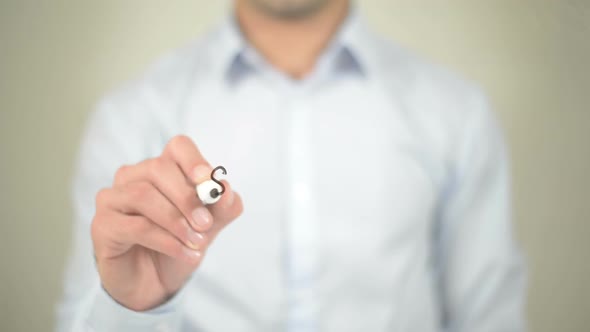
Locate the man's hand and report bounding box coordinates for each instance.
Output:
[91,135,243,311]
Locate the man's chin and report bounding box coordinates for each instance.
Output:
[248,0,331,20]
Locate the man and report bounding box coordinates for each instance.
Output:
[57,0,526,331]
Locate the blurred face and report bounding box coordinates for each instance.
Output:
[247,0,332,19]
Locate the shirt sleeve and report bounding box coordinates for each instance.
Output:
[435,92,527,332]
[85,284,186,331]
[55,94,184,332]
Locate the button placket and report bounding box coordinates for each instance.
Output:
[284,93,319,331]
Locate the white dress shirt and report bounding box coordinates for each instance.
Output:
[56,9,526,332]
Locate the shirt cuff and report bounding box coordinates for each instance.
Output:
[85,285,185,332]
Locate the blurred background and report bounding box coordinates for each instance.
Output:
[1,1,588,331]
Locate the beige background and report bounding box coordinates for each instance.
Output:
[1,1,589,331]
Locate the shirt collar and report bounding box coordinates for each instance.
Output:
[329,5,371,76]
[213,5,373,85]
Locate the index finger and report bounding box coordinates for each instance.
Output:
[162,135,212,185]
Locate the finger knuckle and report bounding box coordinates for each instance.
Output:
[114,165,130,184]
[95,188,111,207]
[167,135,192,153]
[147,158,167,178]
[127,182,152,201]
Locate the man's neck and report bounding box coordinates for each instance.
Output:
[235,0,349,79]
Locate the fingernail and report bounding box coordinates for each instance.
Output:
[192,165,211,184]
[182,247,202,261]
[187,230,206,250]
[192,206,213,228]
